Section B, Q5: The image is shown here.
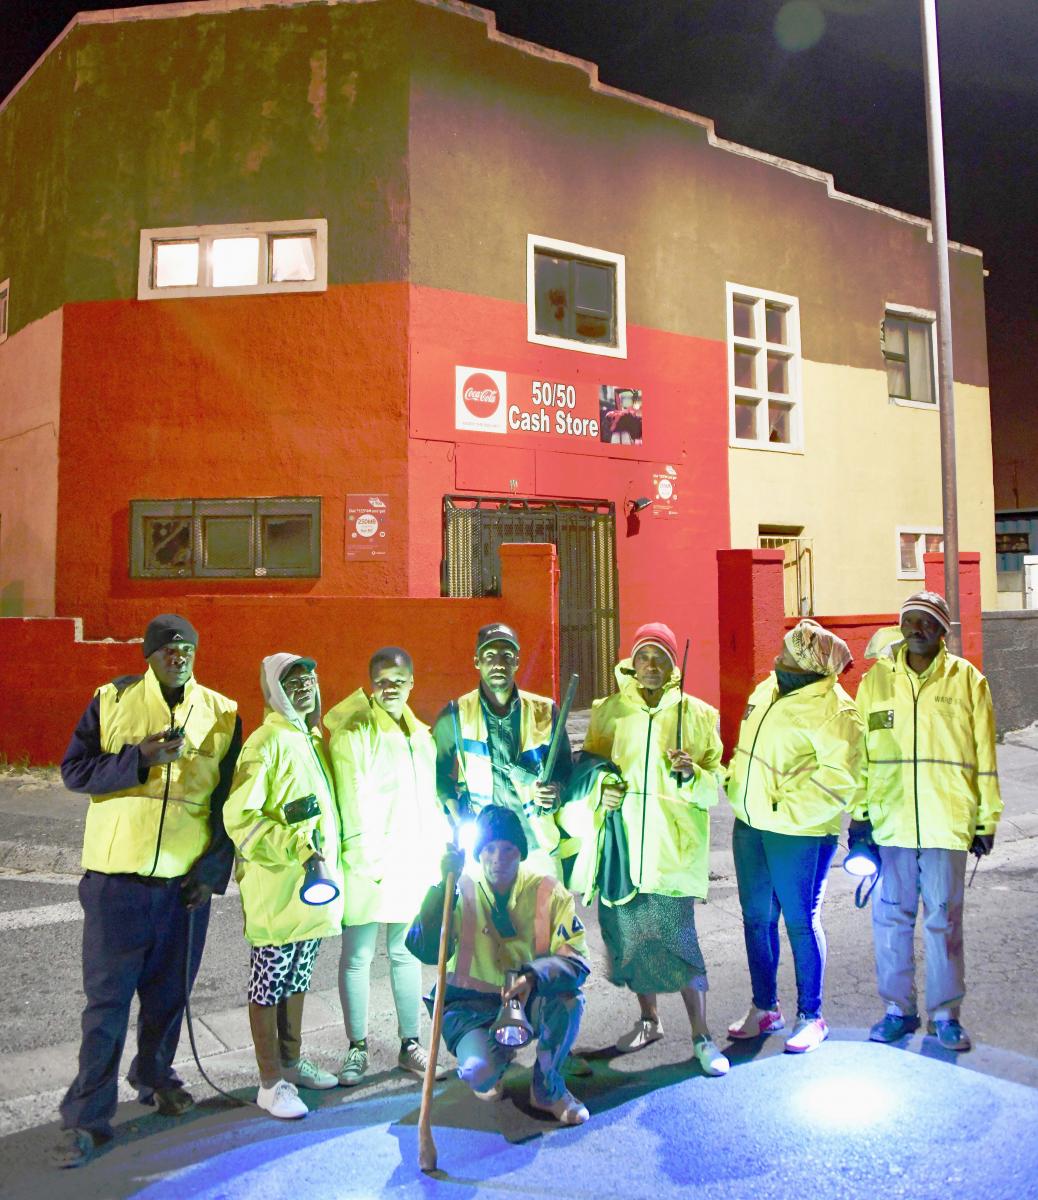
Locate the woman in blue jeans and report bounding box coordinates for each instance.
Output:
[725,620,866,1053]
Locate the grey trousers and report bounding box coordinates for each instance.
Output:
[871,845,968,1019]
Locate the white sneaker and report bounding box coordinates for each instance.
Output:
[529,1086,589,1125]
[471,1080,505,1102]
[257,1080,308,1119]
[692,1036,730,1077]
[616,1017,663,1053]
[281,1056,339,1090]
[784,1016,829,1054]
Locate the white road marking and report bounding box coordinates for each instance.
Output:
[0,901,83,932]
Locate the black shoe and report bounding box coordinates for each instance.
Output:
[52,1128,98,1169]
[154,1086,195,1116]
[869,1012,920,1043]
[926,1018,971,1051]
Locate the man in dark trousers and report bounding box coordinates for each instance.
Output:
[54,614,241,1168]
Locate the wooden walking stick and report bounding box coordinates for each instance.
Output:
[418,859,458,1174]
[671,638,690,781]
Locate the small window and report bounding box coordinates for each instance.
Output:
[883,309,936,407]
[727,283,802,451]
[0,278,9,345]
[138,220,327,300]
[527,235,627,358]
[130,498,321,578]
[897,527,943,579]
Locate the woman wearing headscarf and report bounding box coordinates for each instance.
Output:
[567,623,729,1077]
[224,654,344,1118]
[725,619,866,1053]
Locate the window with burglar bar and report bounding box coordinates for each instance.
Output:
[130,497,321,578]
[727,282,802,450]
[527,235,627,359]
[883,309,936,408]
[897,526,943,579]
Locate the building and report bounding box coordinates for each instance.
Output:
[0,0,997,724]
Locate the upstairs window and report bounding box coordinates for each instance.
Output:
[0,278,8,344]
[883,308,936,408]
[137,220,327,300]
[130,497,321,578]
[727,283,802,450]
[897,526,943,579]
[528,235,627,358]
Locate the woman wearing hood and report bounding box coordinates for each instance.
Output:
[224,654,344,1119]
[324,647,451,1088]
[725,619,865,1054]
[567,623,729,1077]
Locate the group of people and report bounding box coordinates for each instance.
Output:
[53,595,1002,1168]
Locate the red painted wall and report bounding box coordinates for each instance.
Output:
[55,285,411,638]
[408,285,731,704]
[925,552,983,669]
[0,544,559,765]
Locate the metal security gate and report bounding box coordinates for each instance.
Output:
[443,497,619,708]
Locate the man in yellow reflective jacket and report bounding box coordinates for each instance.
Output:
[55,614,240,1168]
[406,805,591,1124]
[854,591,1002,1052]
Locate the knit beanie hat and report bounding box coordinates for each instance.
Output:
[630,622,679,666]
[900,590,951,634]
[473,805,529,860]
[142,613,198,658]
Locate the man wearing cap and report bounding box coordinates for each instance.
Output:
[406,805,591,1124]
[432,623,572,880]
[54,614,241,1167]
[853,591,1002,1052]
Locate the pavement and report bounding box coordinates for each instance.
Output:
[1,735,1037,1198]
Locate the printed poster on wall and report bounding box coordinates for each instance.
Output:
[346,494,389,559]
[651,466,678,518]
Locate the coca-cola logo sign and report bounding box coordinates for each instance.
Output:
[461,372,501,417]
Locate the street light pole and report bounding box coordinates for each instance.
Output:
[920,0,962,654]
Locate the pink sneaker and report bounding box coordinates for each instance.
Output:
[727,1006,785,1039]
[784,1016,829,1054]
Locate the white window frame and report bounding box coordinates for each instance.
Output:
[726,282,803,453]
[883,303,938,411]
[0,278,9,345]
[526,234,627,359]
[137,219,328,300]
[896,525,943,580]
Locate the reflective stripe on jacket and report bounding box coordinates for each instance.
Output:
[568,660,723,903]
[224,710,344,946]
[84,671,237,876]
[445,864,587,993]
[854,645,1002,850]
[325,688,451,926]
[726,673,865,837]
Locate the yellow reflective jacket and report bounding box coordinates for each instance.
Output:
[325,688,451,926]
[445,864,588,993]
[453,688,562,876]
[854,645,1002,850]
[224,711,344,946]
[84,671,237,877]
[727,673,866,837]
[568,661,723,903]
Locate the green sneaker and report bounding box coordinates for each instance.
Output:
[338,1044,370,1087]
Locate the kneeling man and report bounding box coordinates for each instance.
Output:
[406,806,590,1124]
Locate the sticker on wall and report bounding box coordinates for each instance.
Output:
[347,494,389,559]
[455,366,508,435]
[652,466,678,518]
[599,386,644,445]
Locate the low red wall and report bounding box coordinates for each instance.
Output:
[0,544,559,765]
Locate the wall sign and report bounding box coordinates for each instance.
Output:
[347,494,389,559]
[651,466,678,518]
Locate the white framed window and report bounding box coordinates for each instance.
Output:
[527,235,627,359]
[726,282,802,451]
[883,305,937,409]
[137,219,328,300]
[897,526,943,579]
[0,278,9,345]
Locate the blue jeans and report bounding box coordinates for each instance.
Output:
[731,820,837,1020]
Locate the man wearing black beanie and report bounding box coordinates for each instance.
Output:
[53,613,241,1168]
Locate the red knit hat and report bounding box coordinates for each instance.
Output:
[630,622,679,665]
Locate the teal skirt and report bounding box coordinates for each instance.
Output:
[599,893,707,994]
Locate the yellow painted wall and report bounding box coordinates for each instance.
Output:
[728,361,997,614]
[0,308,62,616]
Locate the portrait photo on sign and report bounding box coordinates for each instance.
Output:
[599,386,643,445]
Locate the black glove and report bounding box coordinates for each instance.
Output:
[848,819,873,850]
[970,832,995,857]
[180,876,214,911]
[440,844,465,881]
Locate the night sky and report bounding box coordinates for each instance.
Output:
[3,0,1036,468]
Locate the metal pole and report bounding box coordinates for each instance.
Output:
[919,0,961,653]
